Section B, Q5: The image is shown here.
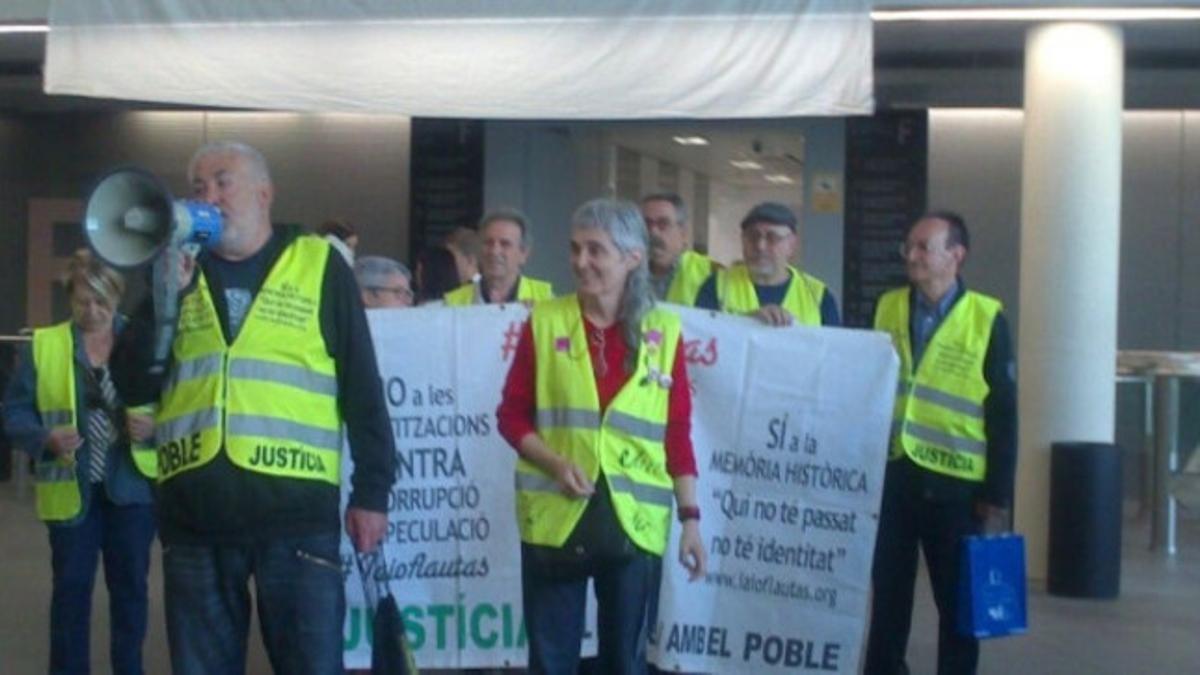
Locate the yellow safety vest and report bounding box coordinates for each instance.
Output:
[31,321,82,522]
[517,295,679,555]
[126,404,158,479]
[155,236,342,485]
[717,264,827,326]
[874,287,1001,482]
[663,250,714,306]
[444,276,554,306]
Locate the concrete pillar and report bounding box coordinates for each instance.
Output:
[1017,23,1124,579]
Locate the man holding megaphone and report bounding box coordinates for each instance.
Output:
[109,141,396,675]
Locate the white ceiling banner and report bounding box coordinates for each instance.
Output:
[44,0,873,118]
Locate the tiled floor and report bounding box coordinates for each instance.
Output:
[1,476,1197,674]
[902,508,1199,674]
[0,477,271,674]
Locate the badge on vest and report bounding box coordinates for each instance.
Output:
[641,368,673,389]
[640,329,672,389]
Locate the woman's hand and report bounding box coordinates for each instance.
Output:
[553,458,595,499]
[671,476,705,580]
[518,433,595,500]
[46,428,83,461]
[678,519,707,581]
[126,412,155,443]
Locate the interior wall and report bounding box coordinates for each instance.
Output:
[800,118,845,307]
[1178,113,1200,346]
[0,116,32,336]
[483,122,589,293]
[0,0,44,20]
[928,109,1024,328]
[202,112,411,260]
[0,110,411,333]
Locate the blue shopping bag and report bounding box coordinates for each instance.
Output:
[957,533,1028,639]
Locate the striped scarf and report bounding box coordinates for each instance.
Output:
[86,366,119,484]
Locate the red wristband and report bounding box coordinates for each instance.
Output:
[677,505,701,522]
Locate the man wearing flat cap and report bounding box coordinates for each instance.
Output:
[695,201,839,326]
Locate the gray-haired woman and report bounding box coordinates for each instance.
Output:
[497,199,706,674]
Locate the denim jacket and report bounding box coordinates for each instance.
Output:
[3,317,153,525]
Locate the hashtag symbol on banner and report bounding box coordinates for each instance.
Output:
[501,322,521,362]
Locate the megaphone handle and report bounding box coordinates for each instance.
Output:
[150,248,183,376]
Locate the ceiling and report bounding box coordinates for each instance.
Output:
[2,4,1200,113]
[875,18,1200,108]
[604,121,810,187]
[1,3,1198,187]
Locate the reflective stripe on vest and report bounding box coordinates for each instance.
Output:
[31,321,82,522]
[126,404,159,479]
[445,276,555,306]
[163,353,223,396]
[718,264,827,326]
[518,294,679,555]
[514,471,673,508]
[875,287,1000,482]
[156,236,342,485]
[664,251,714,306]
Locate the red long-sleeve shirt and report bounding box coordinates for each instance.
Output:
[496,318,698,477]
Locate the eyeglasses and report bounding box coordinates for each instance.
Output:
[369,286,414,300]
[899,241,947,258]
[742,228,793,247]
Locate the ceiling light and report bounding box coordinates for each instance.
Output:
[872,8,1200,22]
[764,174,795,185]
[730,160,764,170]
[0,23,48,34]
[672,136,709,146]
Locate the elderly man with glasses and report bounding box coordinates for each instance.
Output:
[694,201,839,327]
[355,256,415,309]
[865,210,1016,675]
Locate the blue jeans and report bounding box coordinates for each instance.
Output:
[521,544,657,675]
[47,494,156,675]
[163,531,345,675]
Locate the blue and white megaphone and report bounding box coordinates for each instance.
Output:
[83,167,224,373]
[84,167,222,268]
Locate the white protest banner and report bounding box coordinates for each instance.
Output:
[340,304,537,669]
[339,303,896,672]
[649,306,897,674]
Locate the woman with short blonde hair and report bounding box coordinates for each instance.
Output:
[4,248,156,673]
[63,248,126,309]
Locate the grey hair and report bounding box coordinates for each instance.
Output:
[640,192,689,225]
[354,255,411,289]
[571,198,655,371]
[479,207,533,249]
[187,140,272,185]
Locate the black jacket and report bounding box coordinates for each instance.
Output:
[113,227,395,544]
